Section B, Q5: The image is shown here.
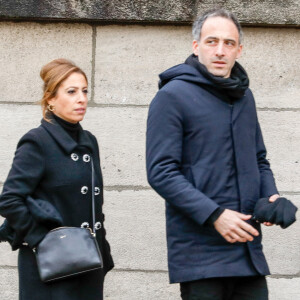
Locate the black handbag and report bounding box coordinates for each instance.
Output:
[34,158,103,282]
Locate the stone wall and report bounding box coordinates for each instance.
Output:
[0,0,300,26]
[0,1,299,299]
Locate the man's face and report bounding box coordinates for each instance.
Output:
[192,16,243,78]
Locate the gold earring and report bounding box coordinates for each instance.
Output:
[47,104,55,112]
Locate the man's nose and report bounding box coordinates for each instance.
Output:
[215,42,225,57]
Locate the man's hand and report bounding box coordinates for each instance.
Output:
[213,209,259,243]
[263,194,280,226]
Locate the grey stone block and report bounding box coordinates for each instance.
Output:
[0,0,299,26]
[94,25,191,106]
[258,111,300,193]
[103,190,168,271]
[0,267,18,300]
[262,197,300,275]
[0,104,41,183]
[0,22,92,103]
[94,26,300,109]
[267,277,300,300]
[81,106,148,187]
[240,28,300,109]
[104,270,180,300]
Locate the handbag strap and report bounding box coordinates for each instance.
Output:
[90,157,96,236]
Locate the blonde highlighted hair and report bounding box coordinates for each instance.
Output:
[40,58,88,121]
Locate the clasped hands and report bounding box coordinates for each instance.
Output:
[214,194,280,243]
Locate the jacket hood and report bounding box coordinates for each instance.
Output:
[159,63,213,89]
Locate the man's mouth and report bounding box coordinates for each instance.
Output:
[213,61,226,66]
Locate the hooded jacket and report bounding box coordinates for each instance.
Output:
[146,62,278,283]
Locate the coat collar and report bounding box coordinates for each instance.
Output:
[41,118,94,154]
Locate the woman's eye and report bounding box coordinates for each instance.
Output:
[83,90,88,94]
[68,90,75,94]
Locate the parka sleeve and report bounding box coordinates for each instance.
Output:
[0,132,49,248]
[255,121,279,197]
[146,90,219,225]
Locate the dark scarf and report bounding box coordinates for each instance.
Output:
[185,54,249,103]
[52,113,80,142]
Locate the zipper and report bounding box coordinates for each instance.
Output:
[49,226,93,235]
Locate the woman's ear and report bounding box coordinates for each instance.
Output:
[47,93,55,106]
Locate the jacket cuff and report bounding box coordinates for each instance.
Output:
[205,207,225,227]
[261,185,279,198]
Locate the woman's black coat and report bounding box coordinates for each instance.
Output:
[146,64,278,284]
[0,118,114,300]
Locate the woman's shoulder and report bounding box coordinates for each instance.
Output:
[17,123,49,147]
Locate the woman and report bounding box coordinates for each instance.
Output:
[0,59,114,299]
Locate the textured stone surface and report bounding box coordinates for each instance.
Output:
[258,111,300,193]
[0,105,41,184]
[103,190,167,271]
[94,26,300,109]
[0,22,92,103]
[0,0,299,25]
[0,268,18,300]
[82,106,148,187]
[240,28,300,109]
[262,197,300,275]
[267,277,300,300]
[95,25,191,106]
[104,270,180,300]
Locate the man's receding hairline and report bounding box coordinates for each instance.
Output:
[192,9,243,44]
[200,17,241,43]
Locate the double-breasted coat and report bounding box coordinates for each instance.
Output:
[146,64,278,283]
[0,117,114,300]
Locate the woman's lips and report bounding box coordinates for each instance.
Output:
[75,108,86,113]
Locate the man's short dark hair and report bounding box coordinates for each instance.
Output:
[192,8,243,44]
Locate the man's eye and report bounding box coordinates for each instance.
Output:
[207,40,217,45]
[226,41,235,46]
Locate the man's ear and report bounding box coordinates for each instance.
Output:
[192,40,199,56]
[236,44,243,60]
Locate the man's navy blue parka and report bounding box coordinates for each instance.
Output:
[146,63,278,283]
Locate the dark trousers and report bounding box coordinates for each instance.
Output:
[180,276,268,300]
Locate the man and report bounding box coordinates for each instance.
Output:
[146,9,279,300]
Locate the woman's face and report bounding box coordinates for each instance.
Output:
[48,72,88,123]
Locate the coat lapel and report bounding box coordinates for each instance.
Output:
[41,118,94,154]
